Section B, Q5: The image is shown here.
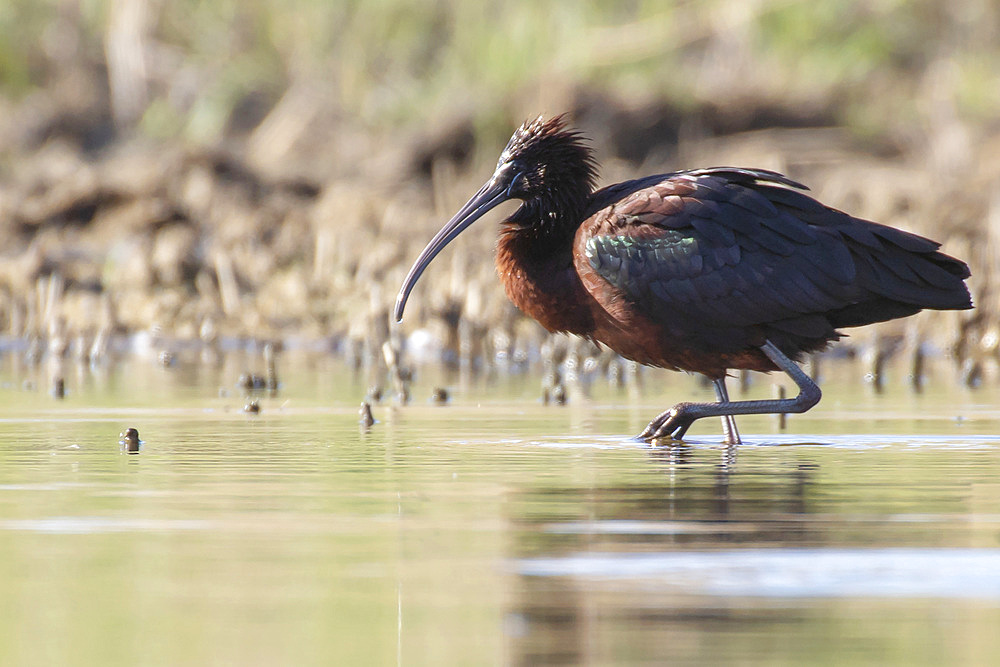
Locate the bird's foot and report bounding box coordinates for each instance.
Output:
[638,403,696,443]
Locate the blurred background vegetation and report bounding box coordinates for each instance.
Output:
[0,0,997,375]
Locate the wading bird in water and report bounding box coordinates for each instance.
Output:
[395,115,972,444]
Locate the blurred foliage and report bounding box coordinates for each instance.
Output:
[0,0,996,145]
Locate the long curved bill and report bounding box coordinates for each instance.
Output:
[394,175,511,322]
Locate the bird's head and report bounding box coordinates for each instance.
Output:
[394,115,596,322]
[494,114,598,207]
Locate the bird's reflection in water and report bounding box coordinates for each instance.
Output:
[503,454,819,664]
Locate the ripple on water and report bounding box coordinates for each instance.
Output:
[515,547,1000,600]
[491,433,1000,450]
[0,516,212,534]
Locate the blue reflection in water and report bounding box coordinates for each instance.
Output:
[516,547,1000,599]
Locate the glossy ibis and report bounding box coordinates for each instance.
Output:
[395,115,972,444]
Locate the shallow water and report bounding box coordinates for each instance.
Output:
[1,351,999,666]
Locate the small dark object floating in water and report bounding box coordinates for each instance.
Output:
[359,401,375,429]
[395,115,973,444]
[119,427,141,454]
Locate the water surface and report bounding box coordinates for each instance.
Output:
[0,352,998,665]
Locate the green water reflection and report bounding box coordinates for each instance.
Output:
[0,353,998,665]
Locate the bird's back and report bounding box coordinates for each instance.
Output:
[575,168,971,375]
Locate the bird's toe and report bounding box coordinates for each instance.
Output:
[641,408,694,443]
[638,409,675,441]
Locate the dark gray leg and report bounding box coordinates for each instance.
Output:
[713,378,741,446]
[639,340,821,443]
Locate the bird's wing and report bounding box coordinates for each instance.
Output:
[578,170,864,344]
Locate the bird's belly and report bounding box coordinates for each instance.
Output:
[586,309,776,378]
[499,251,779,377]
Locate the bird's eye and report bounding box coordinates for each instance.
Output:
[507,160,528,175]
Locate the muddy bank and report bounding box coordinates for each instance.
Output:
[0,48,997,386]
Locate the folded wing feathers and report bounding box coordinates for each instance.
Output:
[585,167,972,335]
